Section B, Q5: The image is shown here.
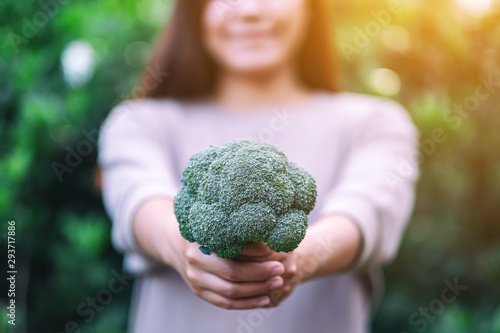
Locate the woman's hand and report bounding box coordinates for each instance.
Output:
[171,241,286,309]
[133,198,287,310]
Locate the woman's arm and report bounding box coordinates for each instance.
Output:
[132,197,182,268]
[263,99,419,306]
[295,214,362,281]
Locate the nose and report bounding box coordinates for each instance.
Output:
[233,0,264,21]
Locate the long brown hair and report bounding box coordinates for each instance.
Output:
[138,0,338,99]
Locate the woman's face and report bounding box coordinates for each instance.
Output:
[202,0,310,75]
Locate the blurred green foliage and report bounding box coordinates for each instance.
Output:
[0,0,499,332]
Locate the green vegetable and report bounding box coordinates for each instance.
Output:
[173,139,317,258]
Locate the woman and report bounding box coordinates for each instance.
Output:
[98,0,419,332]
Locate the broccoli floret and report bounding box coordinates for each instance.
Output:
[266,209,308,253]
[230,202,276,243]
[288,162,317,214]
[173,139,317,258]
[172,186,196,242]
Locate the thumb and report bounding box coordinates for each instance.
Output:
[234,242,273,261]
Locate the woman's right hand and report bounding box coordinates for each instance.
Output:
[134,198,285,310]
[171,241,285,309]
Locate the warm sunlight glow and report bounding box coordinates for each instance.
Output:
[369,68,401,97]
[455,0,493,16]
[382,28,411,53]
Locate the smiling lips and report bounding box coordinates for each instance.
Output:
[243,32,268,39]
[226,21,276,41]
[229,30,275,45]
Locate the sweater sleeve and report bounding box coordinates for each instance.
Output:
[318,98,419,270]
[98,100,180,274]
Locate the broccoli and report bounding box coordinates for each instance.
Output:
[173,139,317,258]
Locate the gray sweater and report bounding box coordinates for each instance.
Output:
[98,91,419,333]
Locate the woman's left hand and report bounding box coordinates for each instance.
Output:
[234,242,302,307]
[264,250,302,306]
[233,214,363,307]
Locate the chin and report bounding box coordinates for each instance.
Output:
[225,51,285,75]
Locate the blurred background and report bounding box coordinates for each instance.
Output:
[1,0,499,332]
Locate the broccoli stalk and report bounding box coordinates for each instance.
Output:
[173,139,317,258]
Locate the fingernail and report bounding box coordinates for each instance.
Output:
[272,265,284,276]
[270,278,283,290]
[258,298,270,306]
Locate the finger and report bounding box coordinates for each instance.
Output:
[185,266,281,299]
[195,289,271,310]
[196,256,285,282]
[232,254,270,263]
[235,250,289,263]
[238,241,273,257]
[200,274,284,299]
[266,252,298,282]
